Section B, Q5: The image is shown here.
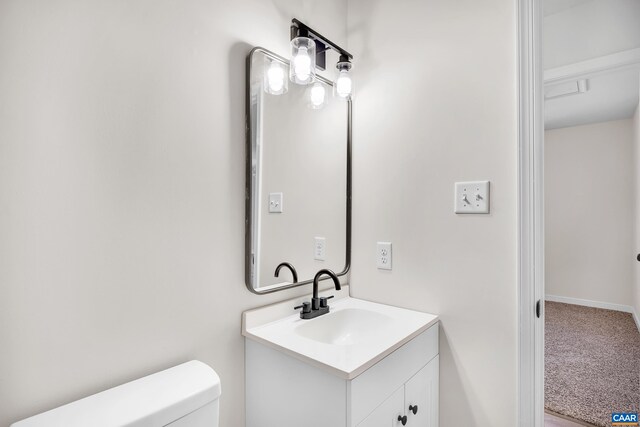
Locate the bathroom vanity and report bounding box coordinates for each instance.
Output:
[243,41,438,427]
[243,289,439,427]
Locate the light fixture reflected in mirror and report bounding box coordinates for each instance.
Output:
[290,37,316,85]
[308,82,328,109]
[264,59,288,95]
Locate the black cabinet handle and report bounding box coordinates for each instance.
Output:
[397,415,407,426]
[637,253,640,262]
[409,404,418,415]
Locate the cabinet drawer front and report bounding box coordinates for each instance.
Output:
[349,324,439,426]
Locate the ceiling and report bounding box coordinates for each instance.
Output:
[544,0,640,129]
[545,68,639,130]
[544,0,593,17]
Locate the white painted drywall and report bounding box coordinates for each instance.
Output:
[544,0,640,70]
[543,0,640,130]
[544,68,640,130]
[0,1,347,426]
[544,0,593,17]
[545,119,635,306]
[347,1,518,426]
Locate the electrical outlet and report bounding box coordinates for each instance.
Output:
[314,237,326,261]
[377,242,392,270]
[454,181,490,214]
[269,192,283,213]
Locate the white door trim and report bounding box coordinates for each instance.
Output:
[517,0,545,426]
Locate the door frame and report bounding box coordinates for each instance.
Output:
[517,0,545,426]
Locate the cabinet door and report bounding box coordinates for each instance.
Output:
[357,386,405,427]
[404,355,439,427]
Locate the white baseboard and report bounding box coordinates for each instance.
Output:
[545,294,640,332]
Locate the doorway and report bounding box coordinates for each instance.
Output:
[542,1,640,425]
[519,1,640,426]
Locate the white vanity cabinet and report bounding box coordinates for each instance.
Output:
[358,386,405,427]
[358,357,438,427]
[245,321,439,427]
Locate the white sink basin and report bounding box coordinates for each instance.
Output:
[242,290,439,379]
[295,308,394,345]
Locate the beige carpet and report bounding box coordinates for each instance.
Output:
[545,301,640,426]
[546,411,597,427]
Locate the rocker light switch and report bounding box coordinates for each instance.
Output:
[454,181,490,214]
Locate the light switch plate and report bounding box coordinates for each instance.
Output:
[314,237,326,261]
[454,181,490,214]
[377,242,392,270]
[269,192,283,213]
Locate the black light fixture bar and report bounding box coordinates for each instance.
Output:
[291,18,353,71]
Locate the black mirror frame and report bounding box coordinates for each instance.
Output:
[244,47,351,294]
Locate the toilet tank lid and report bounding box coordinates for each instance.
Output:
[11,360,221,427]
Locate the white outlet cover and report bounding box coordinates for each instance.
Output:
[377,242,392,270]
[314,237,326,261]
[269,192,283,213]
[454,181,490,214]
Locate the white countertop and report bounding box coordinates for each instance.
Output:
[242,290,439,380]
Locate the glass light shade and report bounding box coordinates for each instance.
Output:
[264,60,288,95]
[334,68,353,98]
[307,82,328,109]
[289,37,316,85]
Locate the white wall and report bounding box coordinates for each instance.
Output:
[0,1,347,426]
[544,0,640,70]
[545,119,635,305]
[1,2,522,426]
[347,1,518,426]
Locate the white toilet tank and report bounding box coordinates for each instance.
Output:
[11,360,221,427]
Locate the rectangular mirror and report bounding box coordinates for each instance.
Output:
[245,47,351,294]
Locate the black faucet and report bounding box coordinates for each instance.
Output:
[274,262,298,283]
[294,269,341,320]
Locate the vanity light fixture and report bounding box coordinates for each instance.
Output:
[290,19,354,99]
[289,36,316,85]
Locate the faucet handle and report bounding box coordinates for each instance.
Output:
[294,302,312,314]
[319,295,334,308]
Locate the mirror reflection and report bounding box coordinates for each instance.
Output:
[246,48,350,293]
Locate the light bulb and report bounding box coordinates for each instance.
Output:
[289,37,316,85]
[334,57,354,99]
[335,69,352,98]
[309,83,326,109]
[264,60,287,95]
[294,47,311,81]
